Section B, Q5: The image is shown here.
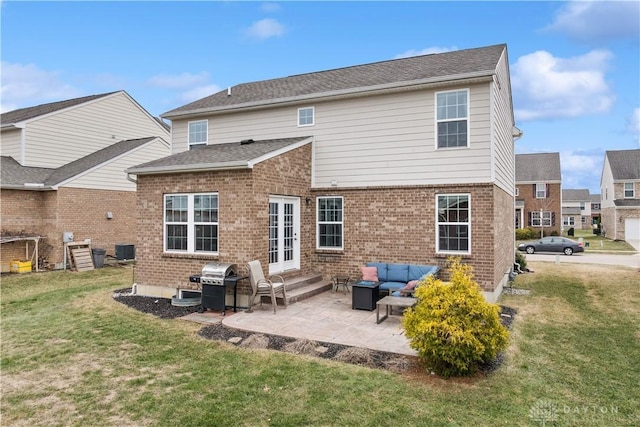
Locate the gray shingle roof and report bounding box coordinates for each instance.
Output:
[614,199,640,207]
[515,153,562,182]
[562,189,590,201]
[127,137,311,175]
[589,194,601,203]
[606,149,640,180]
[1,92,119,126]
[162,44,507,118]
[1,137,160,188]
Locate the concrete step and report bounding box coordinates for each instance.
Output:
[284,273,323,292]
[286,280,333,304]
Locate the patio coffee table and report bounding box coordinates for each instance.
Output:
[376,296,417,324]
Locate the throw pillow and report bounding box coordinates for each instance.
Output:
[400,280,419,296]
[361,266,378,282]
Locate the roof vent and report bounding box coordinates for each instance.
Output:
[240,139,254,145]
[227,86,231,96]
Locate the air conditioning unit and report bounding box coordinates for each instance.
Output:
[115,244,135,260]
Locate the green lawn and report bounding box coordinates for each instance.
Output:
[565,228,636,252]
[1,264,639,426]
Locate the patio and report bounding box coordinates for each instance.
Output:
[220,289,416,356]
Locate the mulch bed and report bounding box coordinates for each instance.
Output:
[113,288,516,376]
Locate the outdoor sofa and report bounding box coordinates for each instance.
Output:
[359,262,440,296]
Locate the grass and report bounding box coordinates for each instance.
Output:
[565,228,636,252]
[2,264,639,426]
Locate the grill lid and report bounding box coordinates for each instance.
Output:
[201,262,237,278]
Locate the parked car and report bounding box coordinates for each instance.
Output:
[517,236,584,255]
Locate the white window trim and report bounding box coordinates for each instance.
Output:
[535,183,547,199]
[436,193,471,255]
[624,182,635,198]
[515,187,519,197]
[563,216,575,226]
[531,211,552,227]
[316,196,343,250]
[188,120,208,149]
[435,89,470,150]
[297,107,315,127]
[164,192,218,254]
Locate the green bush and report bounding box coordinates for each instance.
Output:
[515,251,527,271]
[403,257,509,377]
[515,227,536,240]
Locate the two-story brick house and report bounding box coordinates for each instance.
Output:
[515,153,562,236]
[600,149,640,244]
[0,91,171,270]
[128,44,520,303]
[562,189,592,230]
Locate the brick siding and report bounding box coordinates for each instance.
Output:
[516,182,562,235]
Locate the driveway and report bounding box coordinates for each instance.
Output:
[525,251,640,269]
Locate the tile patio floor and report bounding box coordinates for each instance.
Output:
[219,289,417,356]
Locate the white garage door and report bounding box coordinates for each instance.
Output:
[625,218,640,245]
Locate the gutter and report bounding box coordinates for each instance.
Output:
[126,160,250,176]
[162,72,495,120]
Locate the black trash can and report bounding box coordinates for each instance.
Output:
[92,248,106,268]
[568,227,575,236]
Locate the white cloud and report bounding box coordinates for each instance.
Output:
[261,2,281,12]
[0,61,81,112]
[545,1,640,43]
[148,72,211,89]
[395,46,457,59]
[560,150,604,192]
[179,84,222,103]
[245,18,285,40]
[512,50,615,121]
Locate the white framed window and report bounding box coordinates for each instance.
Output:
[531,211,552,227]
[298,107,314,127]
[580,202,585,210]
[515,187,520,197]
[317,196,343,249]
[164,193,218,254]
[436,194,470,254]
[624,182,635,198]
[563,216,575,226]
[188,120,208,149]
[535,183,547,199]
[436,89,469,149]
[592,203,600,210]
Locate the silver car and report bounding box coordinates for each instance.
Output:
[517,236,585,256]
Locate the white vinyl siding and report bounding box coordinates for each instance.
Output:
[491,50,517,194]
[170,84,493,188]
[22,92,170,169]
[600,157,615,208]
[0,129,23,161]
[64,138,170,191]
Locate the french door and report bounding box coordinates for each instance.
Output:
[268,196,300,274]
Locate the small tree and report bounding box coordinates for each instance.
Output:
[403,257,509,377]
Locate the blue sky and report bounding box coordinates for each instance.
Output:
[1,1,638,193]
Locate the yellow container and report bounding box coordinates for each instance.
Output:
[10,260,32,274]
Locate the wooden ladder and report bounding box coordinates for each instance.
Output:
[66,242,95,272]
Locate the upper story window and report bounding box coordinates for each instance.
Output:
[298,107,315,127]
[317,196,343,250]
[515,187,520,197]
[164,193,218,254]
[535,183,547,199]
[436,89,468,149]
[580,202,585,210]
[592,203,601,210]
[624,182,635,198]
[437,194,470,254]
[188,120,208,149]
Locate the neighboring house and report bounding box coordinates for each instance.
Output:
[0,91,171,271]
[590,193,602,229]
[600,149,640,242]
[561,189,592,230]
[515,153,562,236]
[128,44,520,303]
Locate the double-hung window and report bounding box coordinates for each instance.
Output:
[188,120,208,149]
[563,216,575,226]
[436,89,468,148]
[624,182,635,198]
[317,196,343,249]
[535,183,547,199]
[298,107,314,127]
[165,193,218,253]
[531,211,552,227]
[437,194,470,253]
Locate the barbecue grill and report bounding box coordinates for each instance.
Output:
[191,262,238,314]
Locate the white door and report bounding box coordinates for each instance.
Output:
[268,196,300,275]
[624,218,640,249]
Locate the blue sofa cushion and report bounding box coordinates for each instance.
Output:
[387,264,409,283]
[409,265,437,281]
[367,262,388,282]
[378,281,407,292]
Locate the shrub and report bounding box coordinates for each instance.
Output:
[403,257,509,377]
[515,227,536,240]
[550,230,559,236]
[515,251,527,271]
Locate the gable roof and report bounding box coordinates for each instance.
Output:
[562,189,590,201]
[1,137,163,189]
[1,92,119,127]
[127,137,312,175]
[605,149,640,180]
[589,194,601,203]
[515,153,562,183]
[163,44,507,119]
